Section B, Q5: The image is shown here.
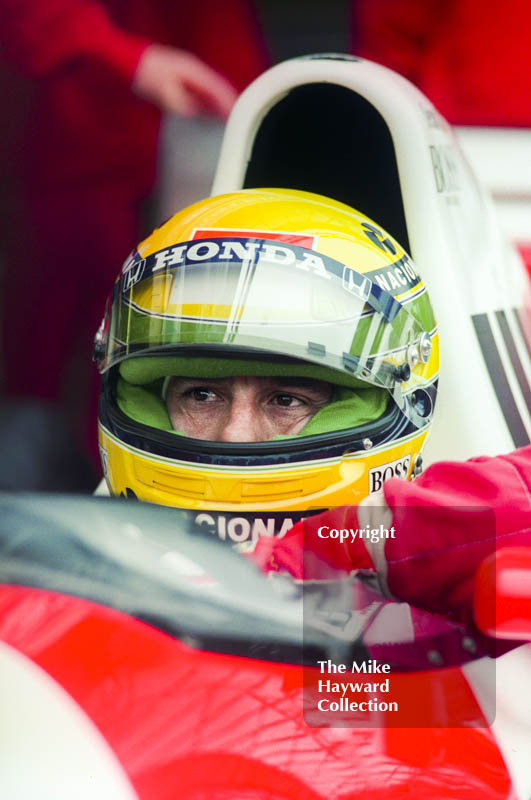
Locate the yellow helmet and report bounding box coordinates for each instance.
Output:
[94,188,438,546]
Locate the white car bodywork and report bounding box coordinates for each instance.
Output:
[0,641,138,800]
[211,55,530,464]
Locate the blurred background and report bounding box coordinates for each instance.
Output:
[1,0,530,493]
[155,0,352,229]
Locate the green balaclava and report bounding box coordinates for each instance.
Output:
[116,356,388,438]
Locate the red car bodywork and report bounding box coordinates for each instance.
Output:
[0,583,515,799]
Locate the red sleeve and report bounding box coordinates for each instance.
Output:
[382,446,531,623]
[0,0,151,82]
[182,0,269,91]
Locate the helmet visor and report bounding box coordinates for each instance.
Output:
[99,238,433,426]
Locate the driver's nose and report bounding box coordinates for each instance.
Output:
[218,401,267,442]
[218,381,268,442]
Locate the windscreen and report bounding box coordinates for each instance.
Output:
[0,494,490,678]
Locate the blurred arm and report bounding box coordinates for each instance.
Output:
[0,0,150,81]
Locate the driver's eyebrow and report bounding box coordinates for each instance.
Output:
[268,377,333,398]
[168,376,332,397]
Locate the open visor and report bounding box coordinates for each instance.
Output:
[96,238,435,427]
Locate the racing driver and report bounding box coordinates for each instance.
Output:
[94,186,531,625]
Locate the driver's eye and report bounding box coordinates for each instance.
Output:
[190,388,217,402]
[275,394,303,407]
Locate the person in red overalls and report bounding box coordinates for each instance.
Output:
[351,0,531,127]
[0,0,268,476]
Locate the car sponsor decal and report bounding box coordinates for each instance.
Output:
[472,311,531,448]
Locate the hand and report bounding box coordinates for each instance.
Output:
[132,44,238,119]
[357,489,392,530]
[250,503,379,580]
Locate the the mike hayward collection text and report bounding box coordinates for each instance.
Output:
[315,659,398,713]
